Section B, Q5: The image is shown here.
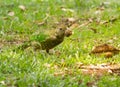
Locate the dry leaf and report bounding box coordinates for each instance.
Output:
[90,44,120,58]
[69,23,79,29]
[78,21,90,28]
[53,65,59,69]
[54,69,73,77]
[79,63,120,76]
[91,44,120,53]
[100,17,118,25]
[81,69,106,76]
[0,81,5,85]
[104,52,113,58]
[8,11,15,16]
[61,7,74,13]
[54,72,65,76]
[94,10,102,15]
[19,5,26,11]
[61,17,78,28]
[86,81,96,87]
[75,62,84,68]
[88,18,94,23]
[37,21,46,26]
[67,18,76,23]
[44,63,51,68]
[111,68,120,76]
[77,17,94,28]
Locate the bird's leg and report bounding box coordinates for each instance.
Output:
[46,49,54,55]
[46,49,49,53]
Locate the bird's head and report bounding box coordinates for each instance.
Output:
[55,26,66,37]
[56,25,73,38]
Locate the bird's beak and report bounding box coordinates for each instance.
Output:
[65,29,73,37]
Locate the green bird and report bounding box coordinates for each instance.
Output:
[15,26,72,53]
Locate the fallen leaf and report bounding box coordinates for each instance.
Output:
[81,69,105,76]
[94,10,102,15]
[44,63,51,68]
[88,18,94,23]
[100,17,118,25]
[61,7,74,13]
[77,21,90,28]
[104,52,113,58]
[0,81,5,85]
[79,63,120,76]
[53,65,59,69]
[8,11,15,16]
[54,72,65,76]
[90,44,120,58]
[110,68,120,76]
[67,18,76,23]
[86,81,96,87]
[75,62,84,68]
[18,5,26,11]
[37,21,46,26]
[61,17,78,28]
[69,23,79,29]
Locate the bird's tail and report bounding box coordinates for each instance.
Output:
[13,41,31,51]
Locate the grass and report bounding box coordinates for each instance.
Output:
[0,0,120,86]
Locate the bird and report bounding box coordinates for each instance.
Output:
[15,25,73,53]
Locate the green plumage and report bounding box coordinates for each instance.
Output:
[15,26,71,53]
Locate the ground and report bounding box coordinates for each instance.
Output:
[0,0,120,87]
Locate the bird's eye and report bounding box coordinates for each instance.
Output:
[59,28,62,30]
